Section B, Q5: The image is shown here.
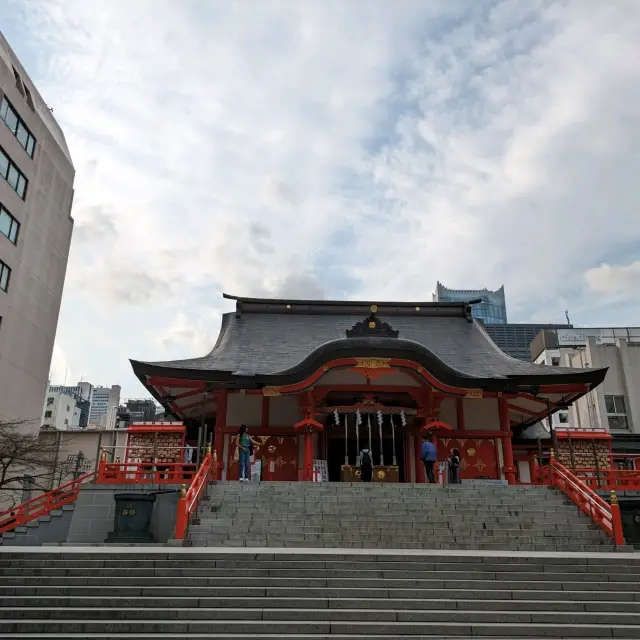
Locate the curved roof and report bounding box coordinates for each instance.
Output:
[131,295,607,392]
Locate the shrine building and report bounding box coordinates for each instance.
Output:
[130,294,607,484]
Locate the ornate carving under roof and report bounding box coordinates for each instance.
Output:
[346,307,399,339]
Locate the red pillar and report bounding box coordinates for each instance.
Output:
[415,433,425,483]
[499,396,516,484]
[303,430,314,481]
[214,390,227,481]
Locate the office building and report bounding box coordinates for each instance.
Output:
[88,385,121,430]
[47,381,93,428]
[433,282,507,324]
[0,32,75,429]
[485,323,573,362]
[531,327,640,457]
[41,389,82,431]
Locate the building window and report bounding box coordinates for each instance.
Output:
[46,397,54,405]
[605,395,629,430]
[44,410,52,418]
[551,357,560,366]
[0,147,28,199]
[0,203,20,244]
[0,97,36,157]
[558,412,568,423]
[0,260,11,292]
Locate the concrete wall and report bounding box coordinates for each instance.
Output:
[0,504,74,546]
[0,33,75,429]
[66,483,180,544]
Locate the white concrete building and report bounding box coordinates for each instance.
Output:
[531,328,640,435]
[88,385,121,430]
[41,389,82,431]
[0,32,75,429]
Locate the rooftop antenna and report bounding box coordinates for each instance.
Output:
[565,309,571,326]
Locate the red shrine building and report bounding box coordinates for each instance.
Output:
[130,295,607,485]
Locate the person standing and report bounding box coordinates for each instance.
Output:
[448,448,461,484]
[360,448,373,483]
[420,436,437,483]
[238,425,258,482]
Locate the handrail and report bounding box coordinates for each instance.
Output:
[0,472,95,534]
[543,459,625,546]
[96,459,198,485]
[569,468,640,491]
[175,451,215,540]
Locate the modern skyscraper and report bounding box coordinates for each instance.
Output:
[0,32,75,429]
[88,385,121,430]
[433,282,508,324]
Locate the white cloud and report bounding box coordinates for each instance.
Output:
[3,0,639,395]
[585,261,640,296]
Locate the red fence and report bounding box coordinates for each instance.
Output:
[96,459,198,484]
[0,472,95,534]
[571,468,640,491]
[538,459,624,546]
[175,451,215,540]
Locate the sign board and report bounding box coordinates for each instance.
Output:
[557,328,640,346]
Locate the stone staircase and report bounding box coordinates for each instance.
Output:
[188,481,621,551]
[1,548,640,638]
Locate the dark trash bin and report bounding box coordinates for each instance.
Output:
[105,492,156,543]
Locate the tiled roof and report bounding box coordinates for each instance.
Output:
[130,296,607,389]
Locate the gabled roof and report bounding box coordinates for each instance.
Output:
[131,295,607,393]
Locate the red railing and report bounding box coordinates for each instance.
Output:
[175,451,216,540]
[0,472,95,534]
[96,459,198,484]
[540,459,625,546]
[571,468,640,491]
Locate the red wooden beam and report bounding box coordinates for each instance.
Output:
[148,376,206,390]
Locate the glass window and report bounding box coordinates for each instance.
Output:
[0,97,37,156]
[3,103,18,134]
[26,135,35,157]
[0,205,19,244]
[0,261,10,292]
[0,150,8,178]
[16,174,26,199]
[44,411,52,418]
[16,122,28,147]
[6,164,18,190]
[606,394,629,430]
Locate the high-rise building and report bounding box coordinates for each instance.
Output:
[88,385,121,430]
[0,32,75,429]
[433,282,507,324]
[484,323,572,362]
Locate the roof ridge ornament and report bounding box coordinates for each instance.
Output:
[346,305,399,338]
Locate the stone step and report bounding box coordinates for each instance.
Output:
[4,584,640,601]
[1,618,639,637]
[5,605,640,626]
[3,595,640,612]
[5,567,635,581]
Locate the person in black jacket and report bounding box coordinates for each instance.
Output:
[448,448,461,484]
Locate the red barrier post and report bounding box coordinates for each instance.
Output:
[610,489,625,546]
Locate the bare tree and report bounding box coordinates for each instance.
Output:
[0,419,61,509]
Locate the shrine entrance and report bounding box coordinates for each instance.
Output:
[324,415,407,483]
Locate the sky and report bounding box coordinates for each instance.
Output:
[1,0,639,399]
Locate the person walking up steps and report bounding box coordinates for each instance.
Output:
[420,436,437,483]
